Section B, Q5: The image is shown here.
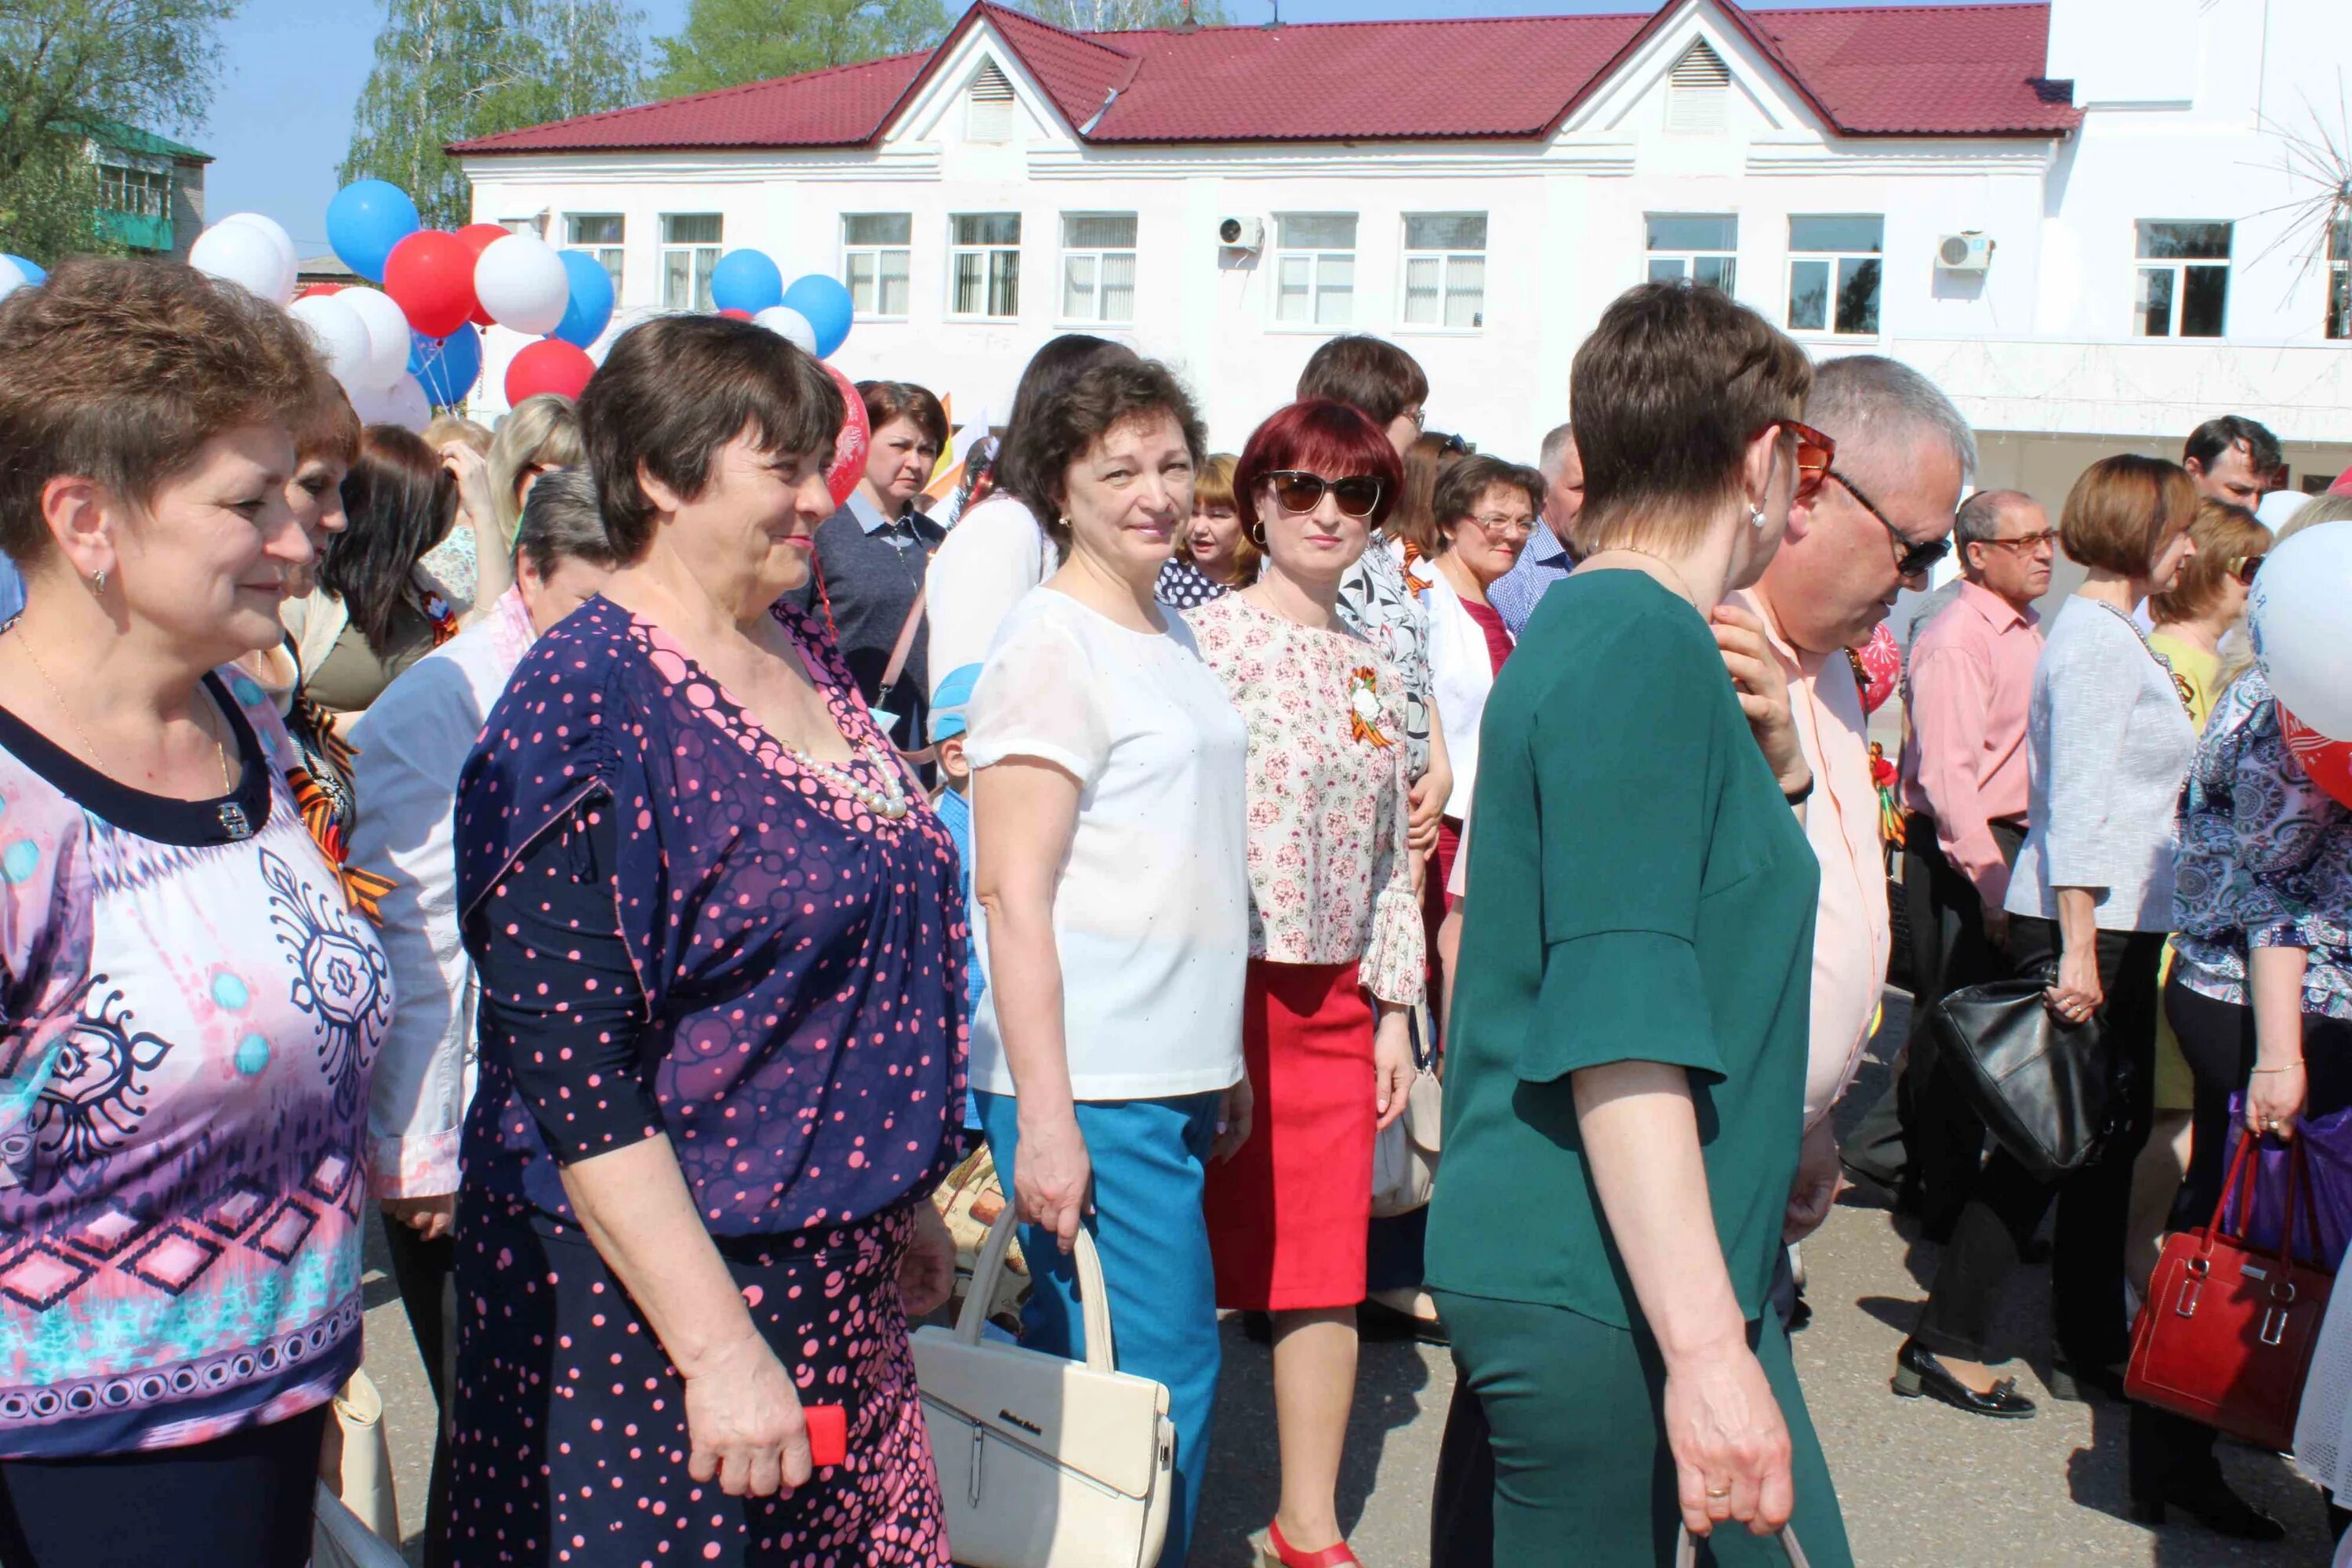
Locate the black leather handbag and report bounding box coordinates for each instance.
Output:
[1926,964,2126,1183]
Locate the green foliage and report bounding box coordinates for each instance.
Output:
[648,0,949,100]
[1018,0,1226,28]
[0,0,236,263]
[343,0,646,232]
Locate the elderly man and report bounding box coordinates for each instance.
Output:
[1486,422,1582,635]
[1724,354,1972,1249]
[2182,414,2281,506]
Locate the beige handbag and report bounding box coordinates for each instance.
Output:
[317,1369,401,1545]
[1371,1002,1443,1218]
[312,1483,408,1568]
[913,1207,1174,1568]
[1675,1524,1812,1566]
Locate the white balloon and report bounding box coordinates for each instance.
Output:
[474,234,570,336]
[2249,521,2352,739]
[337,285,415,391]
[383,373,434,432]
[289,293,376,387]
[0,256,25,303]
[218,212,299,303]
[191,220,294,306]
[753,305,818,354]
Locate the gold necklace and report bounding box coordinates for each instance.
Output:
[11,626,237,802]
[1592,548,1699,607]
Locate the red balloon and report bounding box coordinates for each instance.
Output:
[293,283,344,301]
[2280,704,2352,810]
[824,361,869,508]
[717,307,755,321]
[455,223,510,327]
[1853,623,1900,715]
[383,230,479,339]
[505,337,596,405]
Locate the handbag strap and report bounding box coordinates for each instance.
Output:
[2203,1128,2265,1256]
[880,585,927,699]
[954,1204,1118,1374]
[1675,1525,1809,1568]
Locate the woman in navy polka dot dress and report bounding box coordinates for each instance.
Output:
[447,316,967,1567]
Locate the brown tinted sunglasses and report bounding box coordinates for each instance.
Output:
[1780,419,1836,505]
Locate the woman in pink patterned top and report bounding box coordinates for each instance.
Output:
[1186,400,1424,1568]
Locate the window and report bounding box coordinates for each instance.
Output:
[2330,216,2351,341]
[98,162,171,220]
[660,213,722,311]
[566,213,625,294]
[2135,221,2232,338]
[949,213,1021,318]
[1667,41,1730,134]
[499,216,546,238]
[1059,212,1137,324]
[966,60,1016,143]
[842,213,912,318]
[1787,214,1883,336]
[1647,213,1737,293]
[1399,213,1486,330]
[1274,213,1357,327]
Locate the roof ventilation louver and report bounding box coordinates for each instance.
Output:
[1667,40,1730,135]
[967,60,1015,143]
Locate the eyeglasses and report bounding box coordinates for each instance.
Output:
[1827,469,1951,577]
[1976,528,2060,555]
[2226,554,2266,586]
[1780,420,1836,505]
[1465,512,1535,539]
[1264,470,1386,519]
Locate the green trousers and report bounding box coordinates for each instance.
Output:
[1432,1292,1853,1567]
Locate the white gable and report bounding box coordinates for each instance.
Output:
[883,24,1077,155]
[1556,0,1833,152]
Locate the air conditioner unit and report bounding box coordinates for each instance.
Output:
[1218,216,1265,251]
[1937,232,1994,272]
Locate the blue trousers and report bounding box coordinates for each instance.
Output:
[975,1090,1224,1568]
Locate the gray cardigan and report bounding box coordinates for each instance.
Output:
[2004,597,2199,932]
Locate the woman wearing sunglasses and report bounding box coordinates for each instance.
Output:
[1426,281,1850,1564]
[1185,401,1421,1568]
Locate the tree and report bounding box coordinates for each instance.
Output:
[0,0,237,261]
[649,0,948,100]
[343,0,644,232]
[1018,0,1225,27]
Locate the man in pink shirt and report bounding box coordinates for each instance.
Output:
[1845,490,2052,1232]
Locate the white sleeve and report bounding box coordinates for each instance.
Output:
[963,617,1112,786]
[926,499,1047,700]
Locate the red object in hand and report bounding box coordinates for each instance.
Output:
[803,1403,846,1468]
[823,361,869,508]
[2281,703,2352,811]
[383,230,480,339]
[505,337,596,405]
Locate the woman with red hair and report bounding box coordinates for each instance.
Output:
[1185,400,1421,1568]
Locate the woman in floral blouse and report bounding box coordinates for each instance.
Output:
[1187,400,1424,1568]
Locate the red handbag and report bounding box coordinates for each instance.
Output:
[2126,1132,2334,1451]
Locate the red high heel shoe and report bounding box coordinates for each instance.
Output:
[1255,1519,1363,1568]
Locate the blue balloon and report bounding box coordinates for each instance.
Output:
[2,255,45,285]
[408,324,482,406]
[553,249,616,347]
[781,274,854,358]
[326,180,421,283]
[708,249,784,315]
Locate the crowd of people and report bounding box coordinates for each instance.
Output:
[0,251,2346,1568]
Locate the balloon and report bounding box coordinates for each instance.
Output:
[455,224,510,327]
[218,213,299,303]
[2280,706,2352,811]
[2,255,45,286]
[408,324,483,405]
[288,293,378,390]
[0,256,27,303]
[337,285,416,391]
[474,234,570,336]
[294,283,344,301]
[753,304,817,354]
[822,361,869,508]
[709,249,784,316]
[781,273,855,358]
[191,220,295,305]
[505,337,596,405]
[553,249,616,347]
[326,180,422,283]
[2247,521,2352,739]
[383,374,433,433]
[382,230,478,339]
[716,307,753,321]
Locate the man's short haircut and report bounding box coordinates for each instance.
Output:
[1805,354,1978,487]
[2183,415,2282,479]
[1295,336,1428,426]
[1954,488,2034,556]
[578,314,843,561]
[515,466,622,580]
[2059,454,2200,575]
[1537,421,1577,475]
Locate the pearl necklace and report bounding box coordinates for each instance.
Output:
[786,741,910,821]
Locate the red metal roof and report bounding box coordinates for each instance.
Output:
[451,0,2078,157]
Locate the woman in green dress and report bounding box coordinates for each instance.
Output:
[1425,281,1853,1565]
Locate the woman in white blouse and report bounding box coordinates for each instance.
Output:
[965,357,1250,1568]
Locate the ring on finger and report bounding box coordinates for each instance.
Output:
[1706,1486,1732,1500]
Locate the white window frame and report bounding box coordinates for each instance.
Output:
[2134,220,2233,339]
[1646,213,1739,294]
[565,213,625,296]
[1785,214,1884,338]
[1397,212,1486,332]
[659,213,723,312]
[840,212,912,321]
[98,161,172,220]
[1058,212,1138,325]
[2329,216,2351,342]
[1272,212,1358,329]
[948,212,1022,321]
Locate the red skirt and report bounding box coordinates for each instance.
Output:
[1204,958,1375,1311]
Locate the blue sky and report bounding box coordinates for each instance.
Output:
[205,0,1925,256]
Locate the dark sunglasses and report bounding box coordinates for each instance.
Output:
[2226,554,2266,586]
[1828,469,1951,577]
[1264,470,1385,519]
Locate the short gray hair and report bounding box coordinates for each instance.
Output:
[1538,420,1576,474]
[1954,488,2034,552]
[515,465,619,578]
[1806,355,1978,487]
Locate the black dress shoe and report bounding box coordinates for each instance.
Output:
[1891,1338,2037,1418]
[2129,1475,2285,1541]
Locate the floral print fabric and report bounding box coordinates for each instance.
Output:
[1335,542,1434,779]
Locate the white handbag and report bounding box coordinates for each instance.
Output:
[1371,1002,1443,1218]
[913,1207,1175,1568]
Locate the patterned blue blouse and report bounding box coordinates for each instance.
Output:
[452,597,967,1234]
[2172,666,2352,1021]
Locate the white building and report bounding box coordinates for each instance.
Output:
[455,0,2352,495]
